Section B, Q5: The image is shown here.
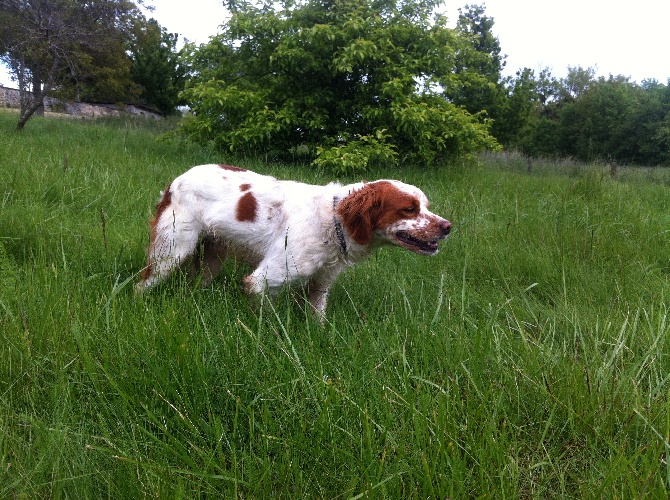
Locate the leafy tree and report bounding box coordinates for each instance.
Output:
[72,38,141,105]
[449,4,540,148]
[130,19,187,115]
[560,65,596,100]
[179,0,498,172]
[557,77,634,161]
[518,68,670,166]
[515,66,590,158]
[451,4,504,116]
[456,4,503,77]
[0,0,148,130]
[495,68,542,146]
[626,80,670,165]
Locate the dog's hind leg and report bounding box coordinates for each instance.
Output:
[193,235,228,286]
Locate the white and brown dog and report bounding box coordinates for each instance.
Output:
[137,164,451,319]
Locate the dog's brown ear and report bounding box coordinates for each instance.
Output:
[337,183,384,245]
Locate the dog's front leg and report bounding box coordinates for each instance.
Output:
[242,259,294,298]
[306,272,340,324]
[242,273,266,296]
[307,287,329,324]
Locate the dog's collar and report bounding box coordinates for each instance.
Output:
[332,196,347,254]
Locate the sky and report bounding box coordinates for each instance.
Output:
[1,0,668,88]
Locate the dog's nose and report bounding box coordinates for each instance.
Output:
[440,219,452,236]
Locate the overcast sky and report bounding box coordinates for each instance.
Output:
[1,0,668,88]
[145,0,669,84]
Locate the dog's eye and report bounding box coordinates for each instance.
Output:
[403,206,417,214]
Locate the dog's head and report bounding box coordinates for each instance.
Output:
[336,180,451,255]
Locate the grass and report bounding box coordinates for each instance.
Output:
[1,110,670,497]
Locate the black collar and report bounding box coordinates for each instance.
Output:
[332,197,347,254]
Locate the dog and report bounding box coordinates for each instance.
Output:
[137,164,451,320]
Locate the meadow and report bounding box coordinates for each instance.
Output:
[1,110,670,498]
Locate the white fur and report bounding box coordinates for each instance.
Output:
[137,164,451,320]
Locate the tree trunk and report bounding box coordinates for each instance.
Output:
[15,57,60,131]
[17,96,47,130]
[32,70,44,117]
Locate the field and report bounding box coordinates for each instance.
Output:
[1,111,670,497]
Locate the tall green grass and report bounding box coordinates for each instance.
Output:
[1,110,669,497]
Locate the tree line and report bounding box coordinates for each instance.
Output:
[0,0,186,129]
[512,68,670,167]
[1,0,668,169]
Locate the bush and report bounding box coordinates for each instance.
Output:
[179,0,498,171]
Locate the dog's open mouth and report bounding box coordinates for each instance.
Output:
[395,231,439,255]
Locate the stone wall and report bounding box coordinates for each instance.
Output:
[0,85,163,119]
[0,85,22,108]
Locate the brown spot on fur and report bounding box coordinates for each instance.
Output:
[141,182,173,280]
[240,183,252,192]
[219,164,246,172]
[336,181,419,245]
[237,191,258,222]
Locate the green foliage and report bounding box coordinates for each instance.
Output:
[312,129,397,173]
[558,76,639,161]
[130,19,188,115]
[451,4,505,118]
[72,44,141,104]
[0,0,176,128]
[512,66,670,166]
[560,65,597,99]
[489,68,540,146]
[179,0,498,171]
[2,113,670,496]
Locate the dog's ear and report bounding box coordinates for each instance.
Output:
[337,183,385,245]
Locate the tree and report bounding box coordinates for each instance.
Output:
[494,68,542,147]
[0,0,148,130]
[451,4,504,108]
[179,0,498,172]
[512,68,562,157]
[626,80,670,165]
[450,5,510,141]
[515,66,596,159]
[560,65,596,100]
[559,76,669,165]
[130,19,187,115]
[517,68,670,166]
